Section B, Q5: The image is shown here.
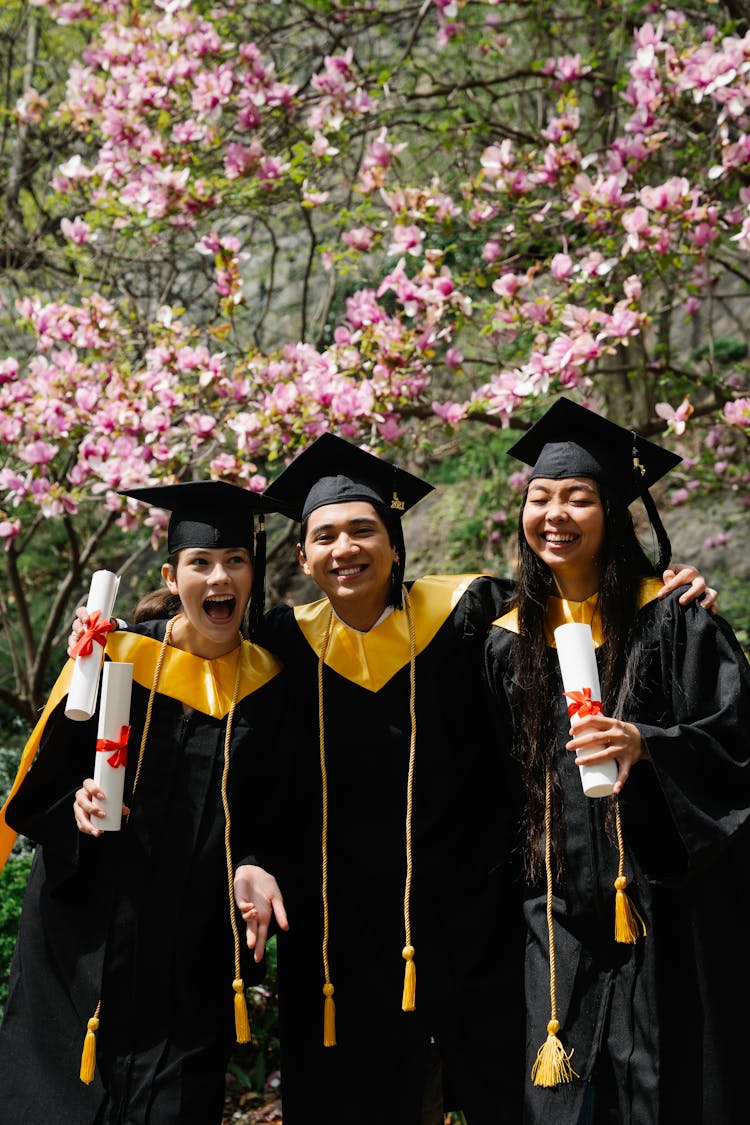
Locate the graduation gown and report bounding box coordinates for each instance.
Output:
[255,574,524,1125]
[0,621,284,1125]
[484,583,750,1125]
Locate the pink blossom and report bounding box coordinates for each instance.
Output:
[670,488,690,505]
[388,225,424,257]
[432,400,467,424]
[724,398,750,426]
[482,239,502,263]
[655,396,693,435]
[61,216,94,244]
[342,227,375,251]
[0,519,21,545]
[0,358,19,384]
[703,532,730,549]
[20,440,58,465]
[550,253,573,281]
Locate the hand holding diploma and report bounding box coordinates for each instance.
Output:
[74,662,133,835]
[66,570,120,721]
[555,622,647,796]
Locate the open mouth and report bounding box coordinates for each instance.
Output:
[203,595,236,622]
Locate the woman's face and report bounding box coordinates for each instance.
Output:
[162,546,253,658]
[522,476,605,596]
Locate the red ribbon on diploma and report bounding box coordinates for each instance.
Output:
[95,725,131,768]
[71,610,116,659]
[565,687,603,719]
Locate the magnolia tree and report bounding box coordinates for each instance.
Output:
[1,0,750,720]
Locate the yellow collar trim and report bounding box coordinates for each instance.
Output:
[492,577,664,647]
[294,574,483,692]
[104,630,282,719]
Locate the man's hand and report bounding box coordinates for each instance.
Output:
[659,564,717,613]
[234,864,289,962]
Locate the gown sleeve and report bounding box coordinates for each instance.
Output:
[621,593,750,884]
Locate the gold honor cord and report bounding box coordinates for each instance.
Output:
[318,609,336,1046]
[531,765,577,1088]
[401,586,418,1012]
[219,646,252,1043]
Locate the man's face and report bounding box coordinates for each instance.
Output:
[298,501,398,628]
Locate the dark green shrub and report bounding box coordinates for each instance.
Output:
[0,851,33,1014]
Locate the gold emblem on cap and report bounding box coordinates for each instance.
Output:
[390,491,405,512]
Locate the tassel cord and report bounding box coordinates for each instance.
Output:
[401,587,418,1013]
[219,644,249,1042]
[318,610,336,1046]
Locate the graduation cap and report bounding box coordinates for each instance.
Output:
[119,480,292,636]
[265,433,434,609]
[119,480,290,555]
[264,431,434,524]
[507,396,682,570]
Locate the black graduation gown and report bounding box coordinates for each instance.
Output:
[255,574,524,1125]
[484,585,750,1125]
[0,621,284,1125]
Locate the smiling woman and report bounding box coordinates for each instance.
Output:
[0,481,291,1125]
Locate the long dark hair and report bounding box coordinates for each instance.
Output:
[511,480,660,878]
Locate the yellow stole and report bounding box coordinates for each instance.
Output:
[294,574,484,692]
[0,632,282,870]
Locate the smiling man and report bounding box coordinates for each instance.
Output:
[234,432,525,1125]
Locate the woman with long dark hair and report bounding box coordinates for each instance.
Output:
[485,397,750,1125]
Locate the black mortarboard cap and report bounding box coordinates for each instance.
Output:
[507,396,681,504]
[508,396,682,571]
[263,432,434,524]
[118,480,289,555]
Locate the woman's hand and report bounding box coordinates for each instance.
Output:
[234,864,289,962]
[67,607,118,659]
[73,777,129,836]
[566,714,648,795]
[659,564,717,613]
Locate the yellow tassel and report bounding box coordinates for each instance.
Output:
[531,1020,577,1088]
[323,981,336,1047]
[233,979,251,1044]
[79,1014,99,1085]
[614,876,647,944]
[401,945,416,1012]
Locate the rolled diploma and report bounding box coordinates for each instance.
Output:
[65,570,120,721]
[92,662,133,831]
[553,621,617,798]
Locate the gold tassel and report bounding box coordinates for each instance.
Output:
[323,981,336,1047]
[79,1011,99,1085]
[233,978,251,1044]
[402,944,416,1012]
[613,803,647,944]
[614,875,647,944]
[531,1019,577,1087]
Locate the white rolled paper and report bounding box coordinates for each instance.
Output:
[553,621,617,799]
[92,662,133,831]
[65,570,121,721]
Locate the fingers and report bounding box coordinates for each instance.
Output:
[272,892,290,933]
[699,586,718,615]
[73,778,106,836]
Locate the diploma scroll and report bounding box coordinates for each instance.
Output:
[92,661,133,831]
[65,570,120,721]
[553,622,617,799]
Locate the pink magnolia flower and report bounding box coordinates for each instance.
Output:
[432,400,467,424]
[20,440,58,466]
[388,225,424,257]
[724,398,750,426]
[655,396,694,435]
[61,216,94,244]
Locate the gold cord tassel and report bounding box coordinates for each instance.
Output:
[401,945,416,1012]
[220,646,251,1044]
[532,766,577,1088]
[233,979,251,1044]
[79,1005,100,1084]
[613,803,647,943]
[401,588,418,1013]
[323,981,336,1047]
[318,612,337,1046]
